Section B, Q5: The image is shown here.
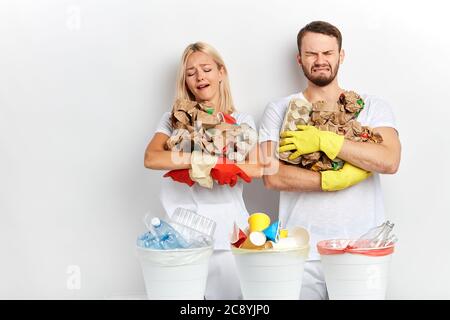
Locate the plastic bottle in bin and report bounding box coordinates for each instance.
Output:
[137,231,163,249]
[151,217,190,249]
[373,221,394,247]
[350,220,395,248]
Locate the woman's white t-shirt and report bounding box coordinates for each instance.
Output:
[155,111,256,250]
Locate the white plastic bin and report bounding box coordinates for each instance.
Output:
[318,239,394,300]
[136,245,213,300]
[231,245,309,300]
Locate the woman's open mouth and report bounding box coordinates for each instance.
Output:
[197,84,210,90]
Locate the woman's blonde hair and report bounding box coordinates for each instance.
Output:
[175,42,235,114]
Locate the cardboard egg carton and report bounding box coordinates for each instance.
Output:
[277,98,313,165]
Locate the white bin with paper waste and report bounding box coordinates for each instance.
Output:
[317,239,395,300]
[136,245,213,300]
[231,244,309,300]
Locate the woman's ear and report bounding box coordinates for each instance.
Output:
[218,65,224,82]
[339,49,345,64]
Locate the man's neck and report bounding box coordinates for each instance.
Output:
[302,81,344,104]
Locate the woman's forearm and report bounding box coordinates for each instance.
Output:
[237,163,264,178]
[145,149,266,176]
[144,150,191,170]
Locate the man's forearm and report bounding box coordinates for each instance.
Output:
[337,128,401,174]
[263,160,322,192]
[260,141,322,192]
[337,141,393,173]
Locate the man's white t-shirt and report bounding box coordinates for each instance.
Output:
[259,92,398,260]
[155,111,256,250]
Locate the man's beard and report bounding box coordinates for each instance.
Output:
[302,62,339,87]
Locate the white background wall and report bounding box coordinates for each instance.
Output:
[1,0,449,299]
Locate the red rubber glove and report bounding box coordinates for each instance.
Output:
[219,112,237,125]
[163,169,195,187]
[210,163,251,187]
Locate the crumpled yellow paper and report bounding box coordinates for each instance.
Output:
[189,151,218,189]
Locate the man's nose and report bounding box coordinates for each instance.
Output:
[315,53,326,64]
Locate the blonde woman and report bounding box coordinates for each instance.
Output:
[144,42,262,299]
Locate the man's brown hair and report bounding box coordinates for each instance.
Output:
[297,21,342,54]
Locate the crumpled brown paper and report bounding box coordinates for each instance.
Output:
[277,91,383,171]
[166,99,258,162]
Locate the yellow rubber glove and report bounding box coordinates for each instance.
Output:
[279,125,344,160]
[320,162,372,191]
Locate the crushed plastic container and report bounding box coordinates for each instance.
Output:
[171,207,216,238]
[231,244,309,300]
[170,207,216,247]
[317,239,395,300]
[136,245,213,300]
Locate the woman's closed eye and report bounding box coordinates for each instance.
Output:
[187,68,211,77]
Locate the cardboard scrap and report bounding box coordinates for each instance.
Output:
[166,99,257,161]
[277,91,383,171]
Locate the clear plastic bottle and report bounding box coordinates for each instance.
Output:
[372,221,394,247]
[350,221,395,248]
[136,231,163,249]
[151,217,190,249]
[383,233,398,246]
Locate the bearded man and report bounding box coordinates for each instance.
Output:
[258,20,401,299]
